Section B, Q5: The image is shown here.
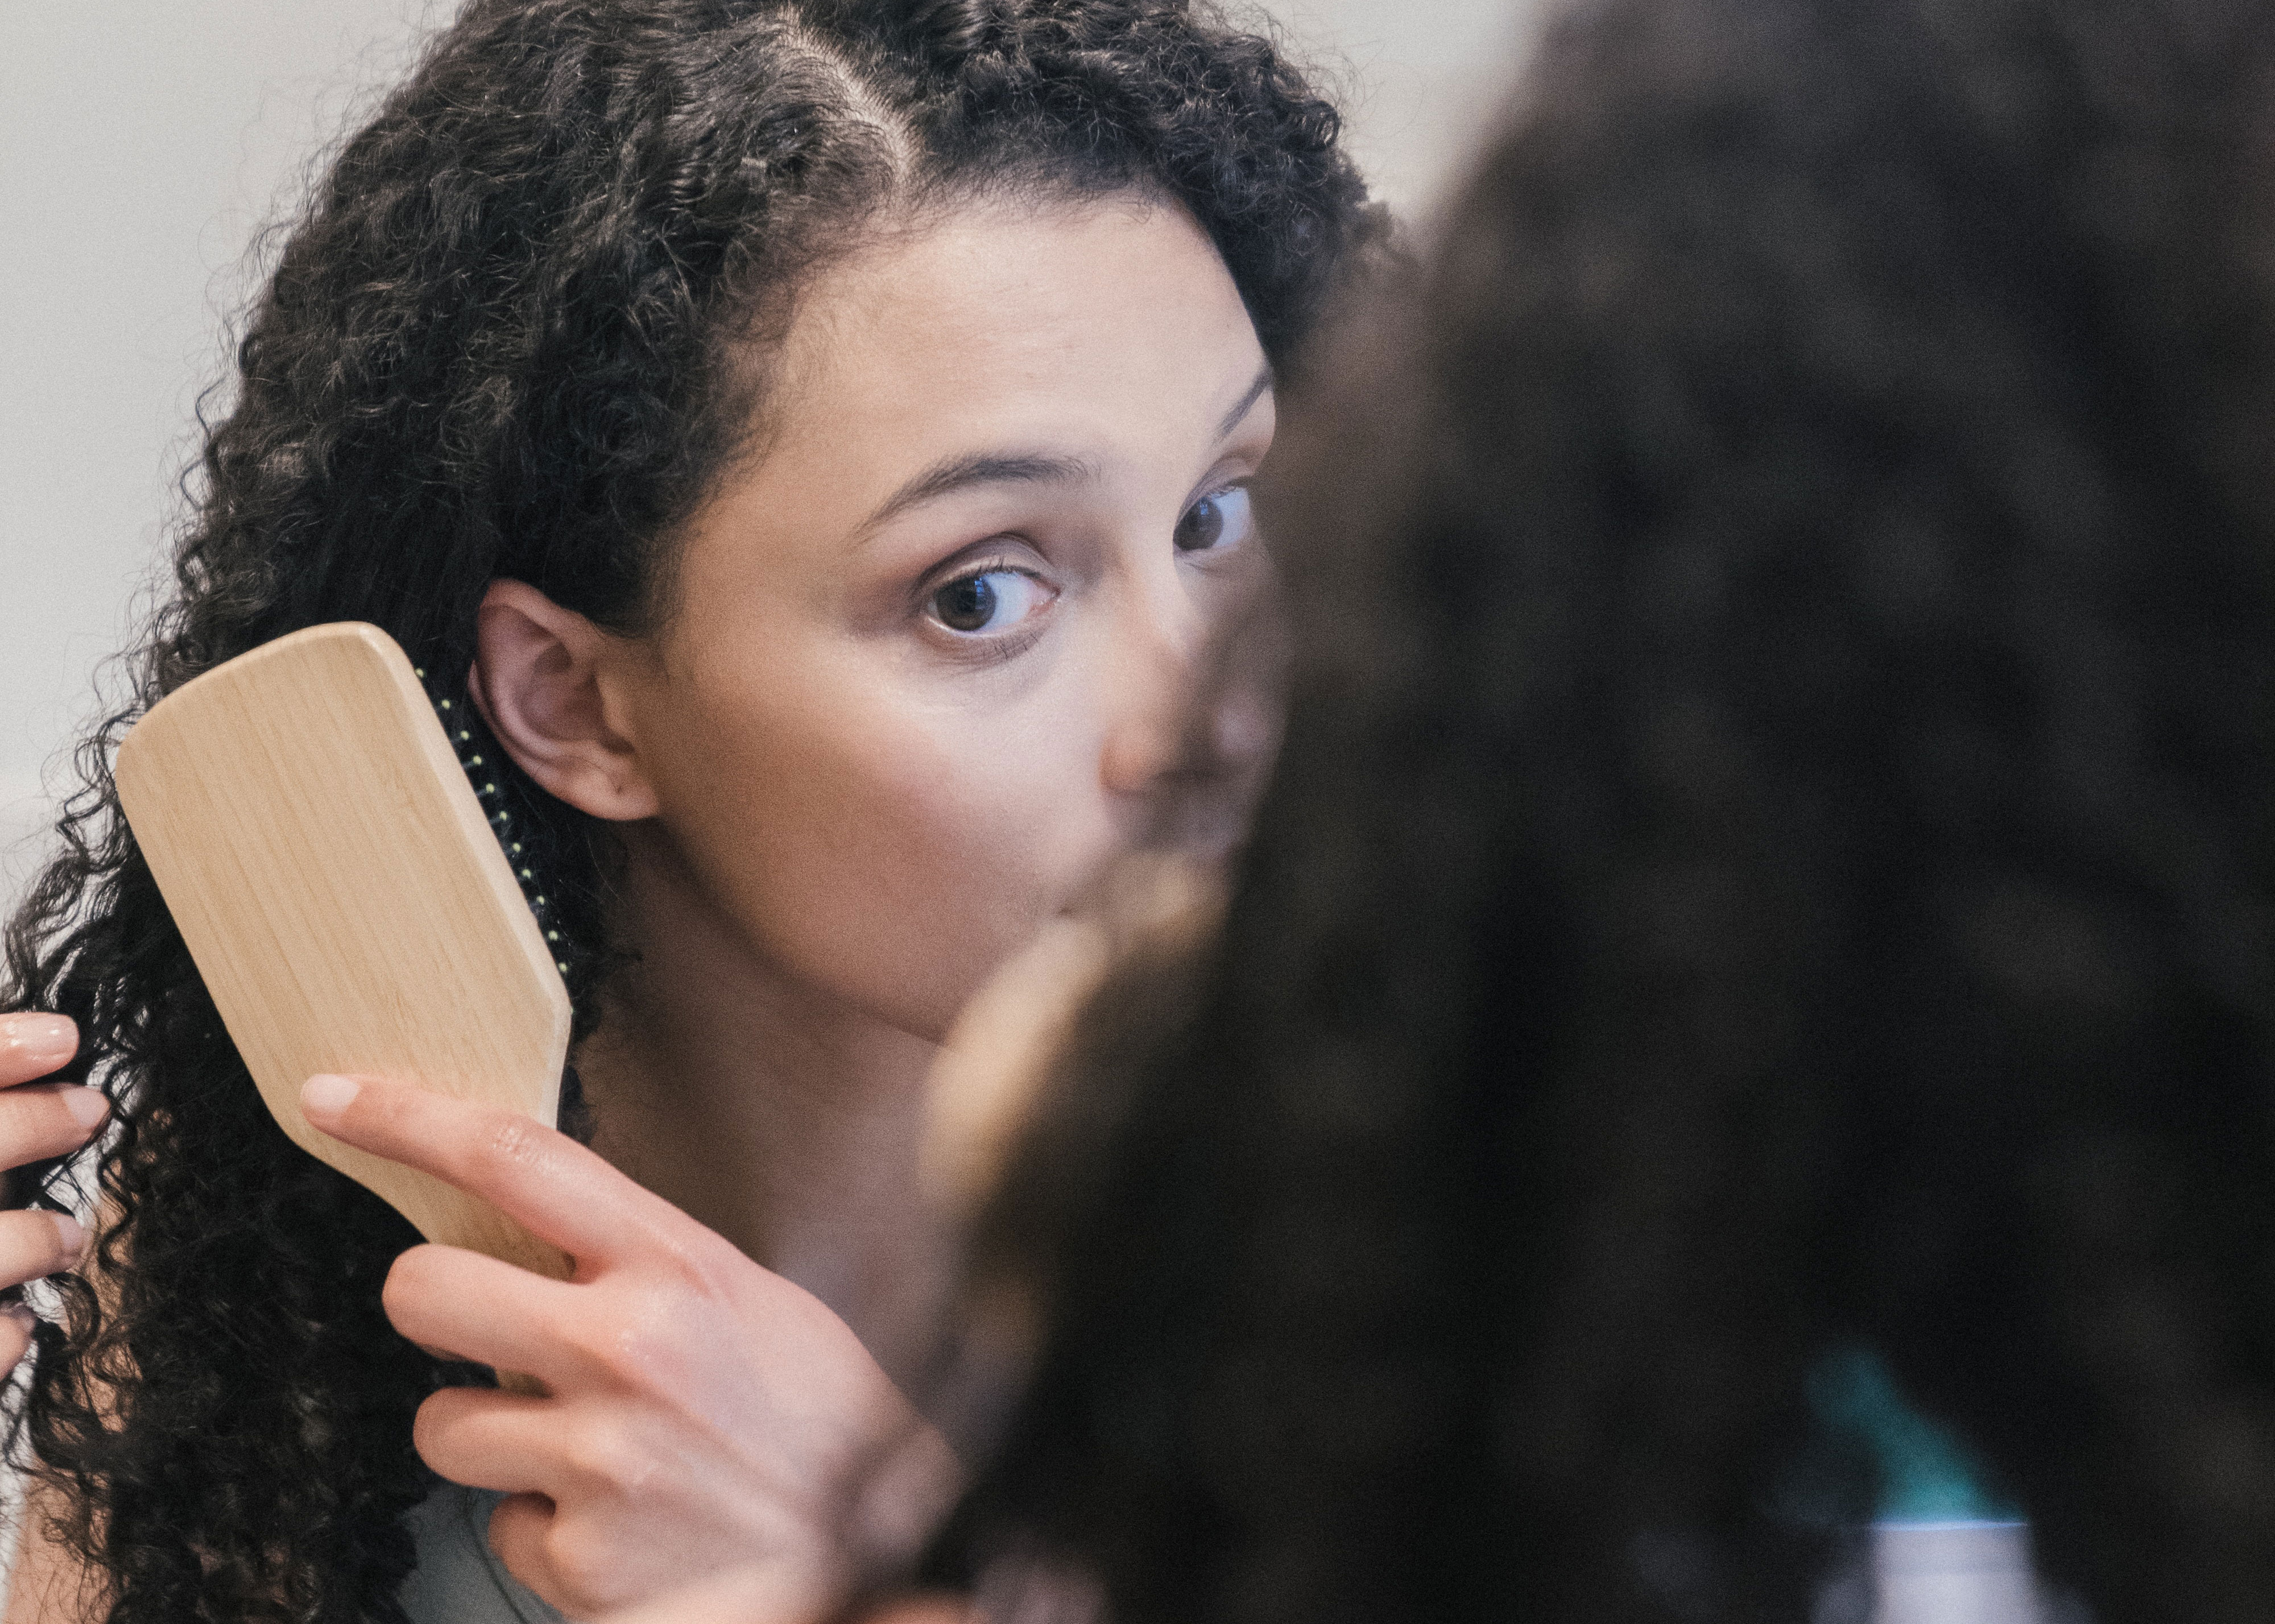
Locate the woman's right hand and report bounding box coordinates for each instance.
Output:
[0,1014,107,1370]
[301,1072,961,1621]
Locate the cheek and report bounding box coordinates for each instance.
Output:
[644,656,1124,1038]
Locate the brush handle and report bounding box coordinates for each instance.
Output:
[116,622,578,1381]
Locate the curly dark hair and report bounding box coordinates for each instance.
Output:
[934,0,2275,1619]
[0,3,1373,1618]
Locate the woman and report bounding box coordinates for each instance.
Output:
[0,1,1376,1619]
[871,0,2275,1617]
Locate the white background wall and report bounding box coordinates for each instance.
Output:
[0,0,1543,909]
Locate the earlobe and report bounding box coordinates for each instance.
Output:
[469,580,661,823]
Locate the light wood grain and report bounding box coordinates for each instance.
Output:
[115,622,573,1289]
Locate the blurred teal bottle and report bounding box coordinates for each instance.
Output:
[1809,1346,2019,1524]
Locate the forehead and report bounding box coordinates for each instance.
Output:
[765,196,1265,461]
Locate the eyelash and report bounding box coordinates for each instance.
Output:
[923,553,1054,656]
[912,474,1251,658]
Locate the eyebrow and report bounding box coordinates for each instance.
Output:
[1217,364,1275,441]
[858,364,1276,535]
[862,453,1097,532]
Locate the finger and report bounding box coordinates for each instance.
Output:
[0,1085,109,1174]
[0,1211,84,1290]
[300,1074,684,1269]
[384,1244,581,1386]
[421,1387,676,1525]
[485,1493,594,1618]
[410,1384,560,1494]
[0,1016,78,1091]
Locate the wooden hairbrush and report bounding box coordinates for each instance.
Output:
[115,623,573,1298]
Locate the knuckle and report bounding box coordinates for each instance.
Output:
[664,1232,738,1295]
[562,1413,660,1497]
[484,1113,547,1170]
[561,1294,683,1389]
[551,1307,628,1378]
[630,1227,739,1314]
[588,1289,701,1389]
[461,1111,559,1193]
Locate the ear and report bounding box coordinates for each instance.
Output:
[469,579,661,822]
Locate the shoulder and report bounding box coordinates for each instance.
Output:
[3,1481,104,1624]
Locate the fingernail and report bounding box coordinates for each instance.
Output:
[301,1074,361,1121]
[47,1213,84,1261]
[1,1014,76,1068]
[60,1088,109,1132]
[1,1304,35,1334]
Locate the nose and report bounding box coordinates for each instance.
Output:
[1095,551,1279,822]
[1097,569,1199,801]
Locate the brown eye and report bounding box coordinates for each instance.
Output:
[1175,486,1254,553]
[934,574,997,632]
[927,568,1052,635]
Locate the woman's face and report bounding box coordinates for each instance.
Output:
[611,198,1275,1042]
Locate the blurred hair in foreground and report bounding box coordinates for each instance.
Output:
[925,0,2275,1619]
